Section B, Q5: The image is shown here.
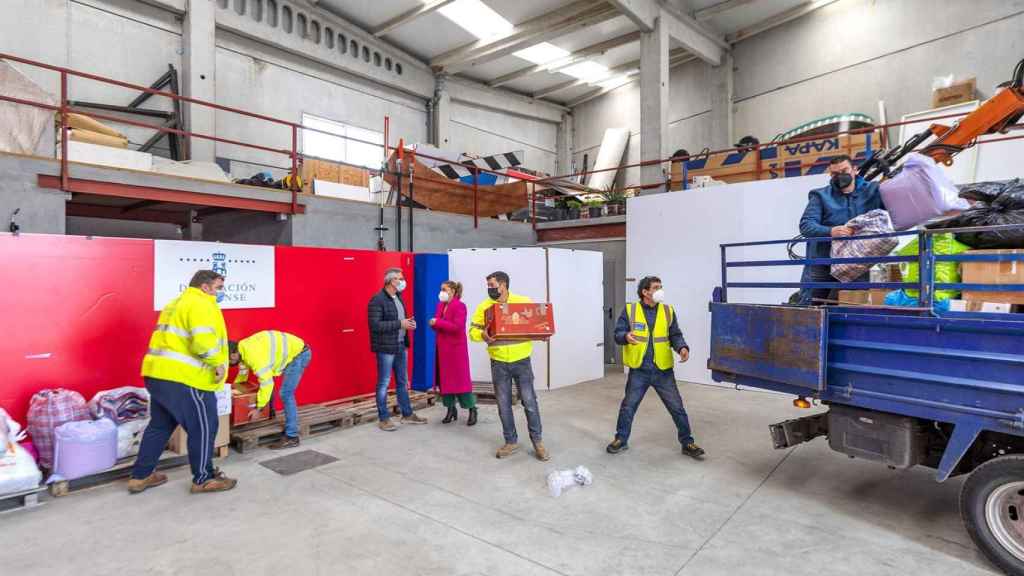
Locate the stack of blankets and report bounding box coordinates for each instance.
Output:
[89,388,148,424]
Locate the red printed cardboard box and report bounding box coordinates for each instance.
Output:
[485,303,555,340]
[231,383,271,427]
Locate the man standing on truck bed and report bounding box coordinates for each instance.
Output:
[607,276,705,459]
[798,154,884,304]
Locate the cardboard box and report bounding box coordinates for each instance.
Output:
[168,413,230,455]
[231,388,270,427]
[932,78,976,109]
[837,289,892,305]
[485,302,555,340]
[961,249,1024,305]
[948,300,1013,313]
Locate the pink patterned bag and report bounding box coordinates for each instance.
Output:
[26,389,89,470]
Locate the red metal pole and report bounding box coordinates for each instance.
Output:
[473,168,479,229]
[291,125,299,213]
[531,181,537,230]
[60,71,68,192]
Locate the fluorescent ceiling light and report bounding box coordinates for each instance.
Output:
[438,0,514,40]
[561,61,611,83]
[514,42,570,65]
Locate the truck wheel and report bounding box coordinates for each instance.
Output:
[961,455,1024,576]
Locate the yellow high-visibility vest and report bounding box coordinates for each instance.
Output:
[622,302,675,371]
[233,330,306,408]
[141,287,228,391]
[469,293,533,363]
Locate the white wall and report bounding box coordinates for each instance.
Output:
[571,0,1024,188]
[626,176,823,387]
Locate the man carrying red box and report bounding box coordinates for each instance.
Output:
[228,331,312,450]
[470,271,550,462]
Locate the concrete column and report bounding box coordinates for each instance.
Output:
[432,73,451,148]
[639,16,669,194]
[709,51,734,151]
[557,112,573,175]
[183,0,217,162]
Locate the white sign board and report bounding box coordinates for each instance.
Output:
[216,384,232,416]
[154,240,275,310]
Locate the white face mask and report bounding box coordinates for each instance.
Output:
[396,280,407,292]
[438,290,450,302]
[651,288,665,303]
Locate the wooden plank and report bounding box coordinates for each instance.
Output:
[382,152,529,217]
[48,450,190,497]
[0,486,46,513]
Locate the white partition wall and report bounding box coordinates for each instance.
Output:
[626,175,824,387]
[448,247,604,390]
[547,248,605,389]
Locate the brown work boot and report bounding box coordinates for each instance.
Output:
[127,472,168,494]
[495,443,520,459]
[190,475,238,494]
[268,435,300,450]
[533,441,551,462]
[379,419,397,432]
[401,413,428,425]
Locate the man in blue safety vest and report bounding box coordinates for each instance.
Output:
[607,275,705,459]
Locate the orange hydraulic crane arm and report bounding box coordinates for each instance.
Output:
[860,57,1024,181]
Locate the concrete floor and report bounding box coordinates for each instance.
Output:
[3,371,1001,576]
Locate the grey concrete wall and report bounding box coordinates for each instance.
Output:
[292,195,535,251]
[0,154,65,234]
[203,209,294,245]
[570,0,1024,188]
[66,217,182,239]
[449,101,560,176]
[571,59,713,188]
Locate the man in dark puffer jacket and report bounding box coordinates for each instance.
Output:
[367,267,428,431]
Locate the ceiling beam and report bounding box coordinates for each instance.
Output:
[606,0,726,65]
[565,53,696,106]
[371,0,456,38]
[488,32,641,88]
[121,199,165,213]
[726,0,839,44]
[694,0,758,21]
[430,0,618,74]
[533,49,692,100]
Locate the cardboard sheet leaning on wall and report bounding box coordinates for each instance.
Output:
[0,59,56,156]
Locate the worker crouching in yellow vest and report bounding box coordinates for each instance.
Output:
[129,270,238,495]
[229,331,312,450]
[607,275,705,460]
[470,270,549,462]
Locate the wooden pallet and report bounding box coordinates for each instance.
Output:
[48,449,196,497]
[230,391,436,453]
[471,382,520,405]
[0,486,46,513]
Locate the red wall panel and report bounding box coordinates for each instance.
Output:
[1,234,414,424]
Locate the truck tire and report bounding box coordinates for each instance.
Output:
[961,455,1024,576]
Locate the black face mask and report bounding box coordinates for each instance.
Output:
[488,287,501,300]
[831,173,854,190]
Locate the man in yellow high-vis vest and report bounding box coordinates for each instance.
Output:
[129,270,238,495]
[607,276,705,459]
[229,330,311,450]
[470,271,549,462]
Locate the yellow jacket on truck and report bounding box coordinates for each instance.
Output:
[469,293,533,363]
[142,287,228,391]
[234,330,306,408]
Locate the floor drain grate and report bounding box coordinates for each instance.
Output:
[259,449,338,476]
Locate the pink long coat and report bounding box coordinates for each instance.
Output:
[432,298,473,395]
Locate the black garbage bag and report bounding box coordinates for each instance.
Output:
[928,179,1024,248]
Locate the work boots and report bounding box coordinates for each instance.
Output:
[682,443,706,460]
[442,406,458,424]
[401,413,428,425]
[190,474,238,494]
[606,438,629,454]
[467,407,478,427]
[532,441,551,462]
[495,443,520,459]
[127,472,168,494]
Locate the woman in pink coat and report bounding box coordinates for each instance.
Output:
[429,280,477,426]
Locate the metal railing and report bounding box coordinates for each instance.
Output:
[718,224,1024,311]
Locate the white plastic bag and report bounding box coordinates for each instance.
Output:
[0,443,43,496]
[116,419,149,459]
[0,408,27,457]
[880,153,971,230]
[546,465,594,497]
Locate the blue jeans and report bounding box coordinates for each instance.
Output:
[492,358,542,444]
[280,348,311,438]
[615,368,694,446]
[132,377,218,485]
[376,351,413,421]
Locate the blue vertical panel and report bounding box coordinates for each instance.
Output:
[412,253,449,391]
